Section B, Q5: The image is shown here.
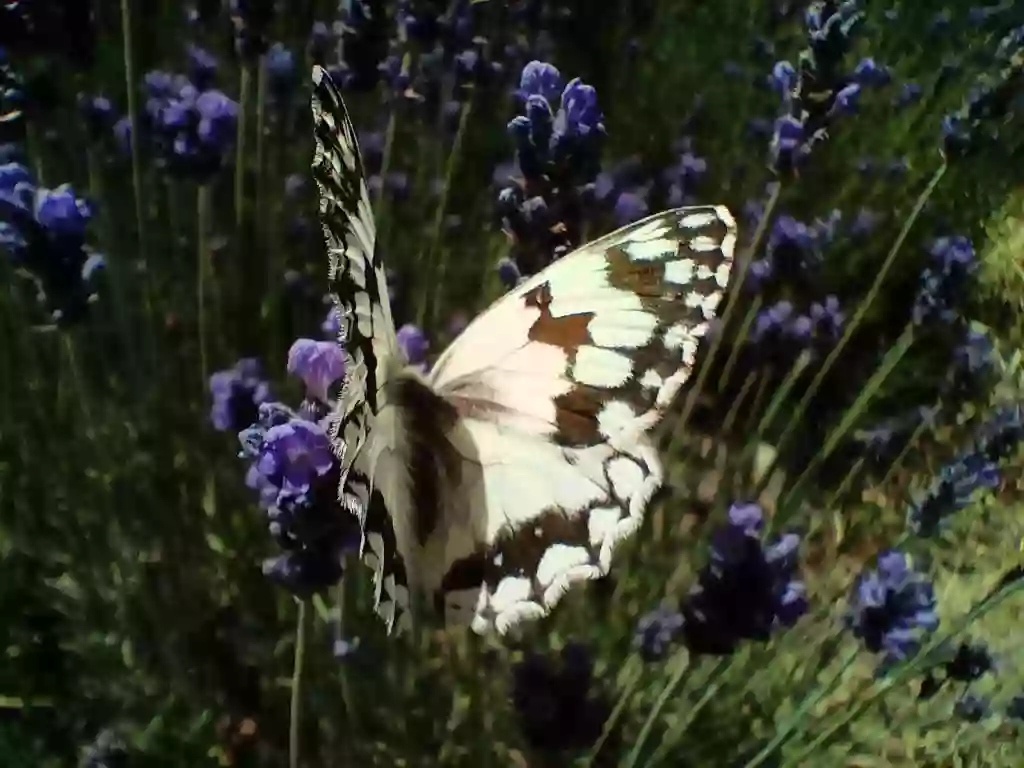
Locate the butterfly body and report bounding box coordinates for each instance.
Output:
[310,65,738,637]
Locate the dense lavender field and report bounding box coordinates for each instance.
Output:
[2,1,1024,766]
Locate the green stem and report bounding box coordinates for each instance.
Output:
[644,657,730,767]
[256,55,269,297]
[119,0,146,265]
[584,658,642,766]
[290,600,309,768]
[772,325,915,528]
[334,577,358,732]
[421,97,474,330]
[60,333,94,440]
[24,120,45,186]
[742,646,861,768]
[622,650,692,768]
[197,184,211,389]
[235,64,251,237]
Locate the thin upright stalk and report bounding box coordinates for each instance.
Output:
[256,56,268,241]
[119,0,146,264]
[422,98,474,329]
[197,184,212,389]
[235,64,252,236]
[290,600,309,768]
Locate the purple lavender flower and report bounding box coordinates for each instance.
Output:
[766,215,821,274]
[853,57,890,87]
[953,328,993,375]
[35,185,93,237]
[907,403,1022,536]
[746,257,773,290]
[496,257,521,288]
[196,90,238,146]
[321,305,341,338]
[612,189,649,226]
[308,21,333,62]
[770,114,805,169]
[511,642,612,756]
[287,338,345,403]
[230,0,275,59]
[77,94,114,139]
[209,358,271,432]
[186,44,218,89]
[558,78,604,138]
[941,26,1023,159]
[332,635,360,660]
[634,606,684,661]
[1,169,104,323]
[912,236,977,325]
[850,207,882,236]
[769,1,864,173]
[953,693,989,722]
[895,82,922,107]
[661,146,707,206]
[129,67,239,179]
[907,452,1000,537]
[0,161,31,194]
[679,502,807,656]
[845,550,939,669]
[255,420,334,505]
[833,82,861,114]
[262,548,345,596]
[768,60,798,96]
[810,295,844,338]
[266,42,296,97]
[397,324,429,367]
[517,60,563,103]
[236,402,359,596]
[499,61,605,275]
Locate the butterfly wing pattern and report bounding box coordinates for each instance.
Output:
[310,65,409,625]
[424,207,736,634]
[310,66,737,637]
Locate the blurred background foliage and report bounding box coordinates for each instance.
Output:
[1,0,1023,766]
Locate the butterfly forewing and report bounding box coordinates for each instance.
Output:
[424,206,737,634]
[310,66,405,622]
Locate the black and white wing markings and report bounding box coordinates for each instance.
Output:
[420,205,737,635]
[310,65,397,470]
[311,65,408,630]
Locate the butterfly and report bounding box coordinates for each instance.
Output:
[310,65,737,637]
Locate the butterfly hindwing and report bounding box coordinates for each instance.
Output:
[425,205,737,634]
[310,65,410,631]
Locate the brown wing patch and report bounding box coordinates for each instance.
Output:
[523,281,594,355]
[604,245,669,301]
[552,386,605,445]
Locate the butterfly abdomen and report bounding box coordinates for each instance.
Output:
[367,369,482,599]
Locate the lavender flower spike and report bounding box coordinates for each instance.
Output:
[287,338,346,403]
